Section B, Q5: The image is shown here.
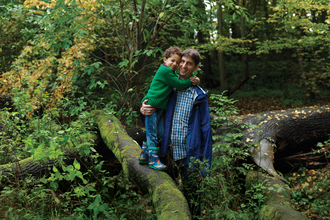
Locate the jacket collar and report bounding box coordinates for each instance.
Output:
[193,85,208,101]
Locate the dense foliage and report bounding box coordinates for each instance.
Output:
[1,0,330,219]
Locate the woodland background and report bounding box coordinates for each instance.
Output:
[0,0,330,219]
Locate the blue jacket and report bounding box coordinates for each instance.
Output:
[160,85,213,174]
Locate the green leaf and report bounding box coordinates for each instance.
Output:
[224,137,231,142]
[73,159,81,170]
[50,181,58,191]
[53,166,59,172]
[69,171,76,181]
[91,61,102,69]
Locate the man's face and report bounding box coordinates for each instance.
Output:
[179,55,199,80]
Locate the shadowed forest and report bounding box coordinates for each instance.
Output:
[0,0,330,219]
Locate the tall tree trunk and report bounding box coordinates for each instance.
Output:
[104,48,112,91]
[263,0,269,82]
[197,0,213,88]
[218,2,228,93]
[227,0,249,96]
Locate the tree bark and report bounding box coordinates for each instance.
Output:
[217,2,228,93]
[227,0,250,96]
[90,110,191,220]
[197,0,214,88]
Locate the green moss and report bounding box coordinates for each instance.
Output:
[260,204,308,220]
[0,156,34,170]
[159,171,175,182]
[122,145,140,159]
[121,159,129,177]
[152,181,190,220]
[147,173,159,185]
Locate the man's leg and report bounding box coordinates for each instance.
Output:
[178,158,201,219]
[164,146,180,183]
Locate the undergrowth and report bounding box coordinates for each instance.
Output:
[286,141,330,220]
[1,88,329,219]
[0,87,155,219]
[198,92,264,219]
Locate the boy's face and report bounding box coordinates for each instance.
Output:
[163,54,181,71]
[179,55,199,80]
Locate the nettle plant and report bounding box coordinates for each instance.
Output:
[199,92,264,219]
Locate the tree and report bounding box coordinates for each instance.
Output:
[217,1,228,92]
[254,0,330,98]
[0,0,35,73]
[1,0,214,118]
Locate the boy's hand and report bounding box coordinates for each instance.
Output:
[190,76,200,85]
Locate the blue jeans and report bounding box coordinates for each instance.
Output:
[145,109,164,148]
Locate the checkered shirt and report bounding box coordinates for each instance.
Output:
[170,86,196,161]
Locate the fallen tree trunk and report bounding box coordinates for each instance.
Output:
[90,110,191,220]
[0,133,98,181]
[246,171,308,220]
[214,105,330,180]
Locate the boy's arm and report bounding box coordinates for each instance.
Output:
[190,76,200,85]
[161,69,194,90]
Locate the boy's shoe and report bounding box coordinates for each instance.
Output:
[139,142,148,164]
[148,147,167,171]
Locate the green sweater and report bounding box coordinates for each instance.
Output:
[142,64,194,110]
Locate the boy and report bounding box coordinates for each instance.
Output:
[139,47,200,170]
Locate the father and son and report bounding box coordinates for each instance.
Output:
[138,47,213,216]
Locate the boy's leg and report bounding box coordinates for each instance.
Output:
[148,110,167,170]
[138,141,148,164]
[139,112,158,165]
[145,111,159,148]
[156,111,165,143]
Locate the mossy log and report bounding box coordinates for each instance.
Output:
[0,157,55,179]
[245,171,308,220]
[0,133,98,180]
[90,110,191,220]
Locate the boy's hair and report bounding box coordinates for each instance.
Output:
[182,48,200,66]
[163,47,183,59]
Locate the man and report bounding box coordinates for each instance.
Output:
[141,48,212,217]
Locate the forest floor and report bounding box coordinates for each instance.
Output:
[234,95,330,115]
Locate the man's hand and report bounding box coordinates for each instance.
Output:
[190,76,200,85]
[140,99,156,116]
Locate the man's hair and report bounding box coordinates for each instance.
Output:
[163,47,183,59]
[182,48,200,66]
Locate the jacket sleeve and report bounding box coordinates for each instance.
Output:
[199,99,213,177]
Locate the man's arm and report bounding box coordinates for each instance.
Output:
[140,99,156,116]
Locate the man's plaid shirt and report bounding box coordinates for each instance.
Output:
[170,86,196,161]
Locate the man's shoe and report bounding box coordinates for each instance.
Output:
[148,147,167,171]
[139,142,148,164]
